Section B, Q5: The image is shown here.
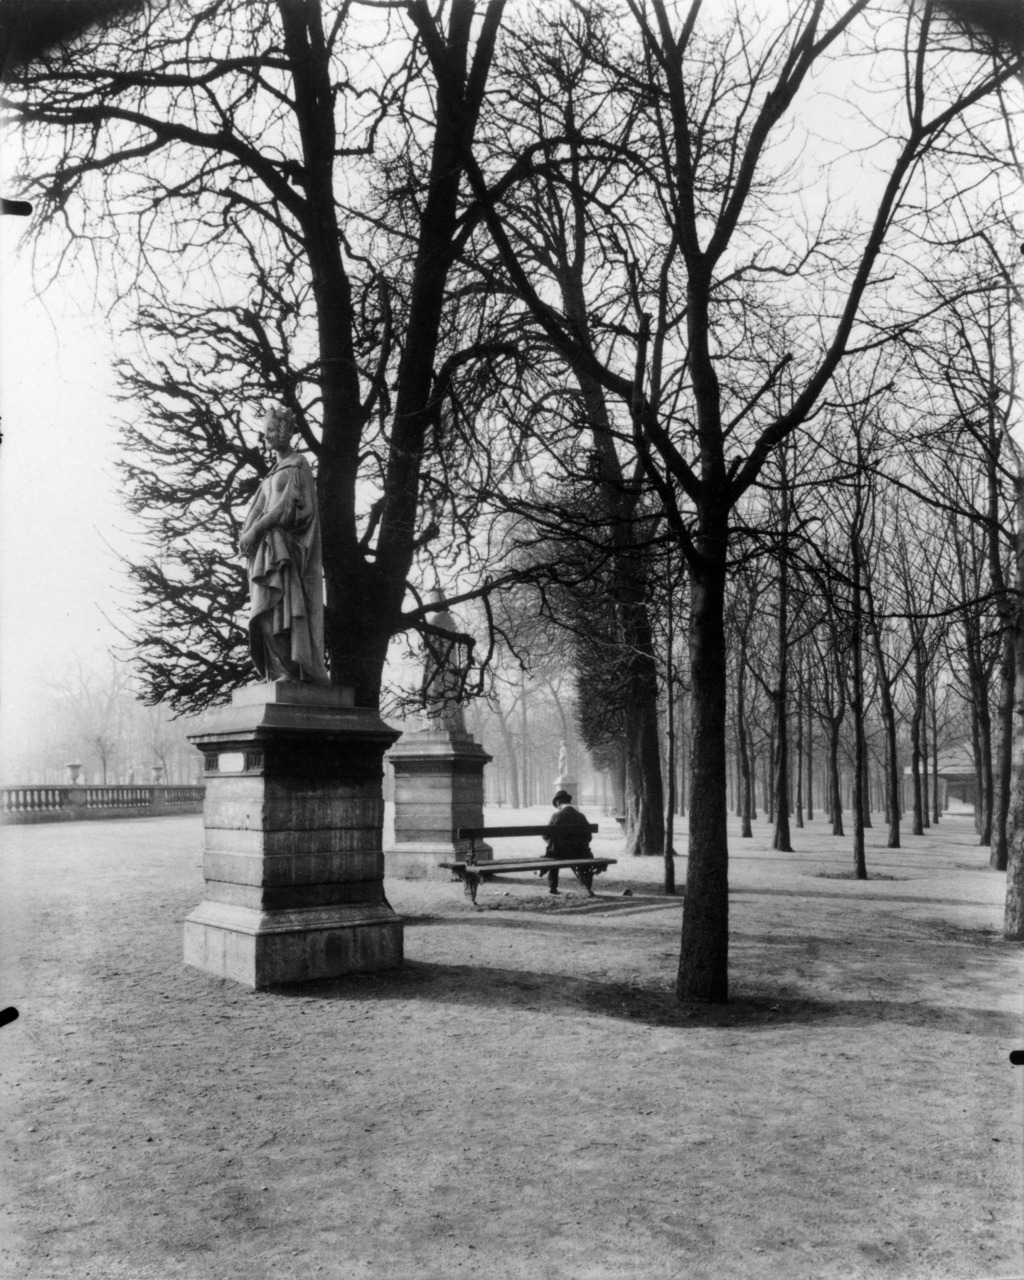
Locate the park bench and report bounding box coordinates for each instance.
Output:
[439,824,615,904]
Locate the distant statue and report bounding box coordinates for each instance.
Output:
[558,739,567,776]
[239,404,328,683]
[423,602,467,733]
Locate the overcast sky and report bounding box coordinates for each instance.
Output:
[0,8,1018,778]
[0,221,139,769]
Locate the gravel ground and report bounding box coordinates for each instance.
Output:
[1,806,1021,1280]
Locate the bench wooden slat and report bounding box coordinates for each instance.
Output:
[439,855,616,904]
[457,824,598,839]
[440,858,616,873]
[442,860,616,870]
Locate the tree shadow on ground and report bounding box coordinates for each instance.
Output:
[405,876,1000,916]
[401,887,682,926]
[814,871,906,881]
[731,884,1001,909]
[268,957,1017,1037]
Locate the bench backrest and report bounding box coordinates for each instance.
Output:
[458,824,598,839]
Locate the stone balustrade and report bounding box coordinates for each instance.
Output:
[1,784,205,824]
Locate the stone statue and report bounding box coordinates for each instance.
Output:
[558,739,567,776]
[423,602,467,734]
[239,404,328,683]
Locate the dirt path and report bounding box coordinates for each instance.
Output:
[1,808,1021,1279]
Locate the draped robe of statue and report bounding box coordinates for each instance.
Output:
[241,450,328,683]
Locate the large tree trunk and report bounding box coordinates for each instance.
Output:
[612,750,627,815]
[1004,750,1024,938]
[968,694,985,836]
[974,683,994,845]
[765,731,775,822]
[868,624,901,848]
[323,558,395,705]
[930,684,941,825]
[677,551,729,1003]
[624,690,665,856]
[737,644,754,838]
[991,623,1014,869]
[851,529,867,879]
[772,704,791,848]
[772,477,792,852]
[828,721,844,837]
[749,746,758,820]
[794,655,805,829]
[619,581,666,855]
[664,600,678,895]
[987,411,1014,868]
[520,679,530,806]
[910,673,925,836]
[1004,477,1024,938]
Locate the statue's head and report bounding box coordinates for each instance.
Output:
[262,403,297,450]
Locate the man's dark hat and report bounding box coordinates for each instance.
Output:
[552,790,573,805]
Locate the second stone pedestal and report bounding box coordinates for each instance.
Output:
[184,682,403,989]
[385,728,492,879]
[553,773,578,804]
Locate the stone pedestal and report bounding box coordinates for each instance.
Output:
[184,682,403,989]
[385,728,492,879]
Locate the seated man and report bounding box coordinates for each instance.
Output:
[542,790,593,895]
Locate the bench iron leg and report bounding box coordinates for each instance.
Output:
[574,866,596,897]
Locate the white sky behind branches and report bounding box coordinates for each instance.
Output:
[0,0,1019,776]
[0,222,140,772]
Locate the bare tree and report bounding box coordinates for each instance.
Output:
[48,658,133,784]
[901,258,1019,861]
[6,0,508,709]
[446,0,1022,999]
[458,6,669,855]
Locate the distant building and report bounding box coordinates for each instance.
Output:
[932,749,977,811]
